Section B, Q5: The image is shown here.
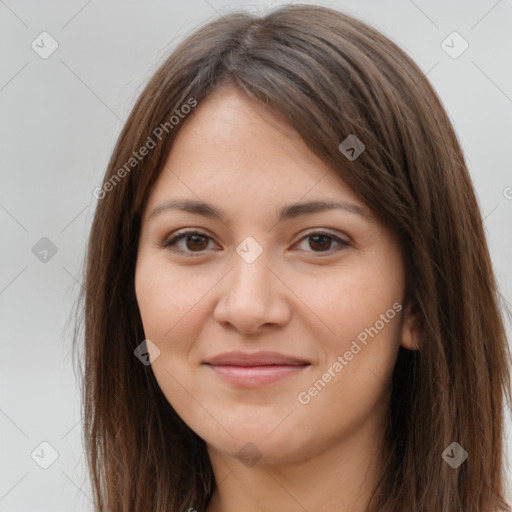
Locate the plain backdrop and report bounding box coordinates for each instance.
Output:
[1,0,511,510]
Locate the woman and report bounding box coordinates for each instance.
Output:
[76,4,512,511]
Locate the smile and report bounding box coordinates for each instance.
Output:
[203,351,311,387]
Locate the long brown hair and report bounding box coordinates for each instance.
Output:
[74,4,512,511]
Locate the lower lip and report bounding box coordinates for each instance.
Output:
[205,364,309,387]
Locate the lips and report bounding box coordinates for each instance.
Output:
[205,351,310,367]
[203,351,310,387]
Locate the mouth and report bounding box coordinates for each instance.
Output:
[203,351,311,387]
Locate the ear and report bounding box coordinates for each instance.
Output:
[400,302,420,350]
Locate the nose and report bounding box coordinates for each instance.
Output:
[213,251,292,335]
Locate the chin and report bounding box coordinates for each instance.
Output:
[200,420,319,468]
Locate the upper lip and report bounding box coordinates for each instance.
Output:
[204,351,310,367]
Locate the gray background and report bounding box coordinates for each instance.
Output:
[1,0,511,510]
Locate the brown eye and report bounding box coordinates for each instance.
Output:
[160,230,214,254]
[295,231,350,255]
[184,234,209,251]
[308,234,334,251]
[160,229,349,257]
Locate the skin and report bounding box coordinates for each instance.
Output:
[135,86,418,512]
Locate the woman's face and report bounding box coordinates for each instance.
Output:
[135,86,416,467]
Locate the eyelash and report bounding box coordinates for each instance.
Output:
[158,229,351,257]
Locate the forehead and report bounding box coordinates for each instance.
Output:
[168,86,323,180]
[146,86,365,215]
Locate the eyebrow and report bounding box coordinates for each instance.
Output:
[148,198,369,223]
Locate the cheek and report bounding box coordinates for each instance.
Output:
[293,303,403,455]
[135,257,210,419]
[134,255,228,398]
[135,256,212,341]
[288,256,404,346]
[289,258,404,423]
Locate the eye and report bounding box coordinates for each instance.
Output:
[159,230,216,254]
[159,229,350,256]
[294,231,350,255]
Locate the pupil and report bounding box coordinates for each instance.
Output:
[310,235,331,251]
[187,235,208,251]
